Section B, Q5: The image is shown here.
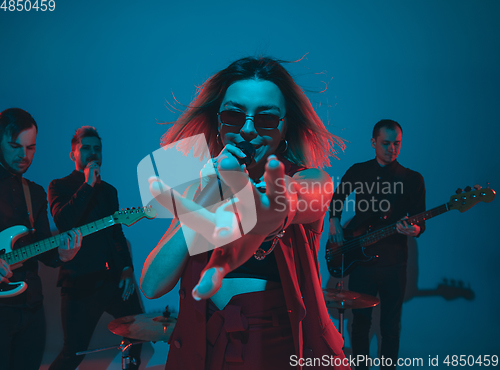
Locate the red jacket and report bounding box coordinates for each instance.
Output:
[166,221,350,369]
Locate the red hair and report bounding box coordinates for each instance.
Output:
[161,57,345,169]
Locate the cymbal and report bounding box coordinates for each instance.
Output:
[108,313,177,342]
[323,288,380,310]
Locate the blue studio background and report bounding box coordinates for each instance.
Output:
[1,1,499,369]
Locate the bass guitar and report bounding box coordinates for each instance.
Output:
[0,206,156,298]
[325,187,495,278]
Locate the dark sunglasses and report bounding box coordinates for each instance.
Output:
[218,110,285,130]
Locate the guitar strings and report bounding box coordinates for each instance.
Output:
[326,203,449,258]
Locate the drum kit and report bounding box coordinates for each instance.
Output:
[323,283,380,344]
[76,307,177,369]
[78,286,378,368]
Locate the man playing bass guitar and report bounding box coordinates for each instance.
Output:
[328,119,425,369]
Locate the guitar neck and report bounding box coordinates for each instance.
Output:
[357,203,450,248]
[4,216,116,266]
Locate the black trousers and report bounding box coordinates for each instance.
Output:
[49,276,143,370]
[0,304,46,370]
[348,263,407,370]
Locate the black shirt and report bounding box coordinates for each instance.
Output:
[330,159,426,265]
[0,165,61,308]
[48,170,133,288]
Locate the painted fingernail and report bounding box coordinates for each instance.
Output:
[192,285,201,301]
[268,159,280,168]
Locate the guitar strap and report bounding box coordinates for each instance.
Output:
[21,177,36,234]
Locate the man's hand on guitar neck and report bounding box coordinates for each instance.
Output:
[396,216,420,237]
[328,217,344,245]
[0,259,13,284]
[58,229,83,263]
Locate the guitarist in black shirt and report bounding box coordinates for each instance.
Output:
[328,120,425,369]
[0,108,82,370]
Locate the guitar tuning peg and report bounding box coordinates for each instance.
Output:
[464,186,472,192]
[474,184,482,190]
[455,188,462,194]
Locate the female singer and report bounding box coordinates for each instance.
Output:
[141,56,350,370]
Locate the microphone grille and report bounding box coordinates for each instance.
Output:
[235,141,256,166]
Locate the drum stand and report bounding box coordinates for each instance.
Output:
[323,254,380,349]
[76,307,176,369]
[76,339,146,370]
[338,255,345,341]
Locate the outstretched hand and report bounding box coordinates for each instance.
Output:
[149,153,296,300]
[149,154,294,247]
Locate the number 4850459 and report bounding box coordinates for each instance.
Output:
[443,355,498,367]
[1,0,56,11]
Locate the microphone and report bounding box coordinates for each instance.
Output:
[194,142,255,208]
[233,141,255,166]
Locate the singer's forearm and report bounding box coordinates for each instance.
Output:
[141,182,201,298]
[140,219,192,298]
[288,168,334,225]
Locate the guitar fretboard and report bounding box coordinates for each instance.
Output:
[3,216,115,266]
[357,204,449,248]
[327,203,450,256]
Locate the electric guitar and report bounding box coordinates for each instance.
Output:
[0,206,156,298]
[407,279,475,301]
[326,187,495,278]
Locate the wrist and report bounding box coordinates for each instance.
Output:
[200,177,211,191]
[55,253,65,264]
[284,185,298,228]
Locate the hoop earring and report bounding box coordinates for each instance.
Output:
[279,139,288,153]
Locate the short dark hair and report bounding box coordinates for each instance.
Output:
[0,108,38,142]
[372,119,403,139]
[71,126,102,151]
[160,56,345,168]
